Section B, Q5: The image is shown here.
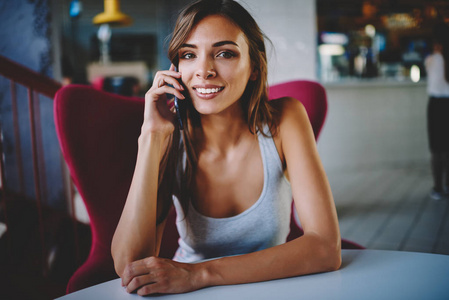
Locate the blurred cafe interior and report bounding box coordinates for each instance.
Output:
[0,0,449,299]
[316,0,445,83]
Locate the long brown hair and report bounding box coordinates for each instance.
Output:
[157,0,276,223]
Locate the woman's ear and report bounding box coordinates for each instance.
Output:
[250,68,258,81]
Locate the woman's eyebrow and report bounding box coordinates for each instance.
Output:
[180,43,196,49]
[180,40,239,49]
[212,40,238,47]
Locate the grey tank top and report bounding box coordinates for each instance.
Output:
[172,125,292,263]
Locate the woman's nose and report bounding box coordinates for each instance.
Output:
[195,59,217,79]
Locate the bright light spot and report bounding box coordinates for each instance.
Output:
[97,24,111,42]
[365,24,376,37]
[0,222,6,239]
[319,44,345,56]
[321,33,348,45]
[410,65,420,82]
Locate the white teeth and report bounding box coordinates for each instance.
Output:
[196,87,222,94]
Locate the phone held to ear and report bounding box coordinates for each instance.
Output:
[174,67,185,130]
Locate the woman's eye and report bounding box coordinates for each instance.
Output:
[217,51,235,59]
[180,53,196,59]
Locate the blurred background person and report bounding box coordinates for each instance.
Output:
[425,22,449,200]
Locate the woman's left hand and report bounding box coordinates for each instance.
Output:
[121,256,205,296]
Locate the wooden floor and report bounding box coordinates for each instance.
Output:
[328,164,449,255]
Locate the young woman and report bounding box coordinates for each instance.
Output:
[425,23,449,200]
[111,0,341,295]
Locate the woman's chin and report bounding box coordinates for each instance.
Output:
[194,107,219,116]
[191,101,221,116]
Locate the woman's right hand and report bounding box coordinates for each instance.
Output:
[141,64,185,139]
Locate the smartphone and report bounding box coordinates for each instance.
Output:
[174,67,185,130]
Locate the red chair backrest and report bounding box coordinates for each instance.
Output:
[269,80,327,241]
[54,85,178,293]
[269,81,363,249]
[268,80,327,140]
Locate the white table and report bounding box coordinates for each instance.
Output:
[56,250,449,300]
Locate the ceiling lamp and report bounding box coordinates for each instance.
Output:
[93,0,132,26]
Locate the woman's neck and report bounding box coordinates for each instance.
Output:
[194,103,252,156]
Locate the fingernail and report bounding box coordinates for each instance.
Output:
[178,84,184,90]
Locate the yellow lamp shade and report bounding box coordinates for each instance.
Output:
[93,0,132,26]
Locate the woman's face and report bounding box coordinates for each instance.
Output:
[178,15,256,116]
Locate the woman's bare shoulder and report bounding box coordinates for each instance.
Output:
[269,97,308,127]
[268,97,310,169]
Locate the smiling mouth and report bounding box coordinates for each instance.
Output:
[194,87,224,94]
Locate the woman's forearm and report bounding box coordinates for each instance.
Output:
[111,133,167,276]
[198,233,341,288]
